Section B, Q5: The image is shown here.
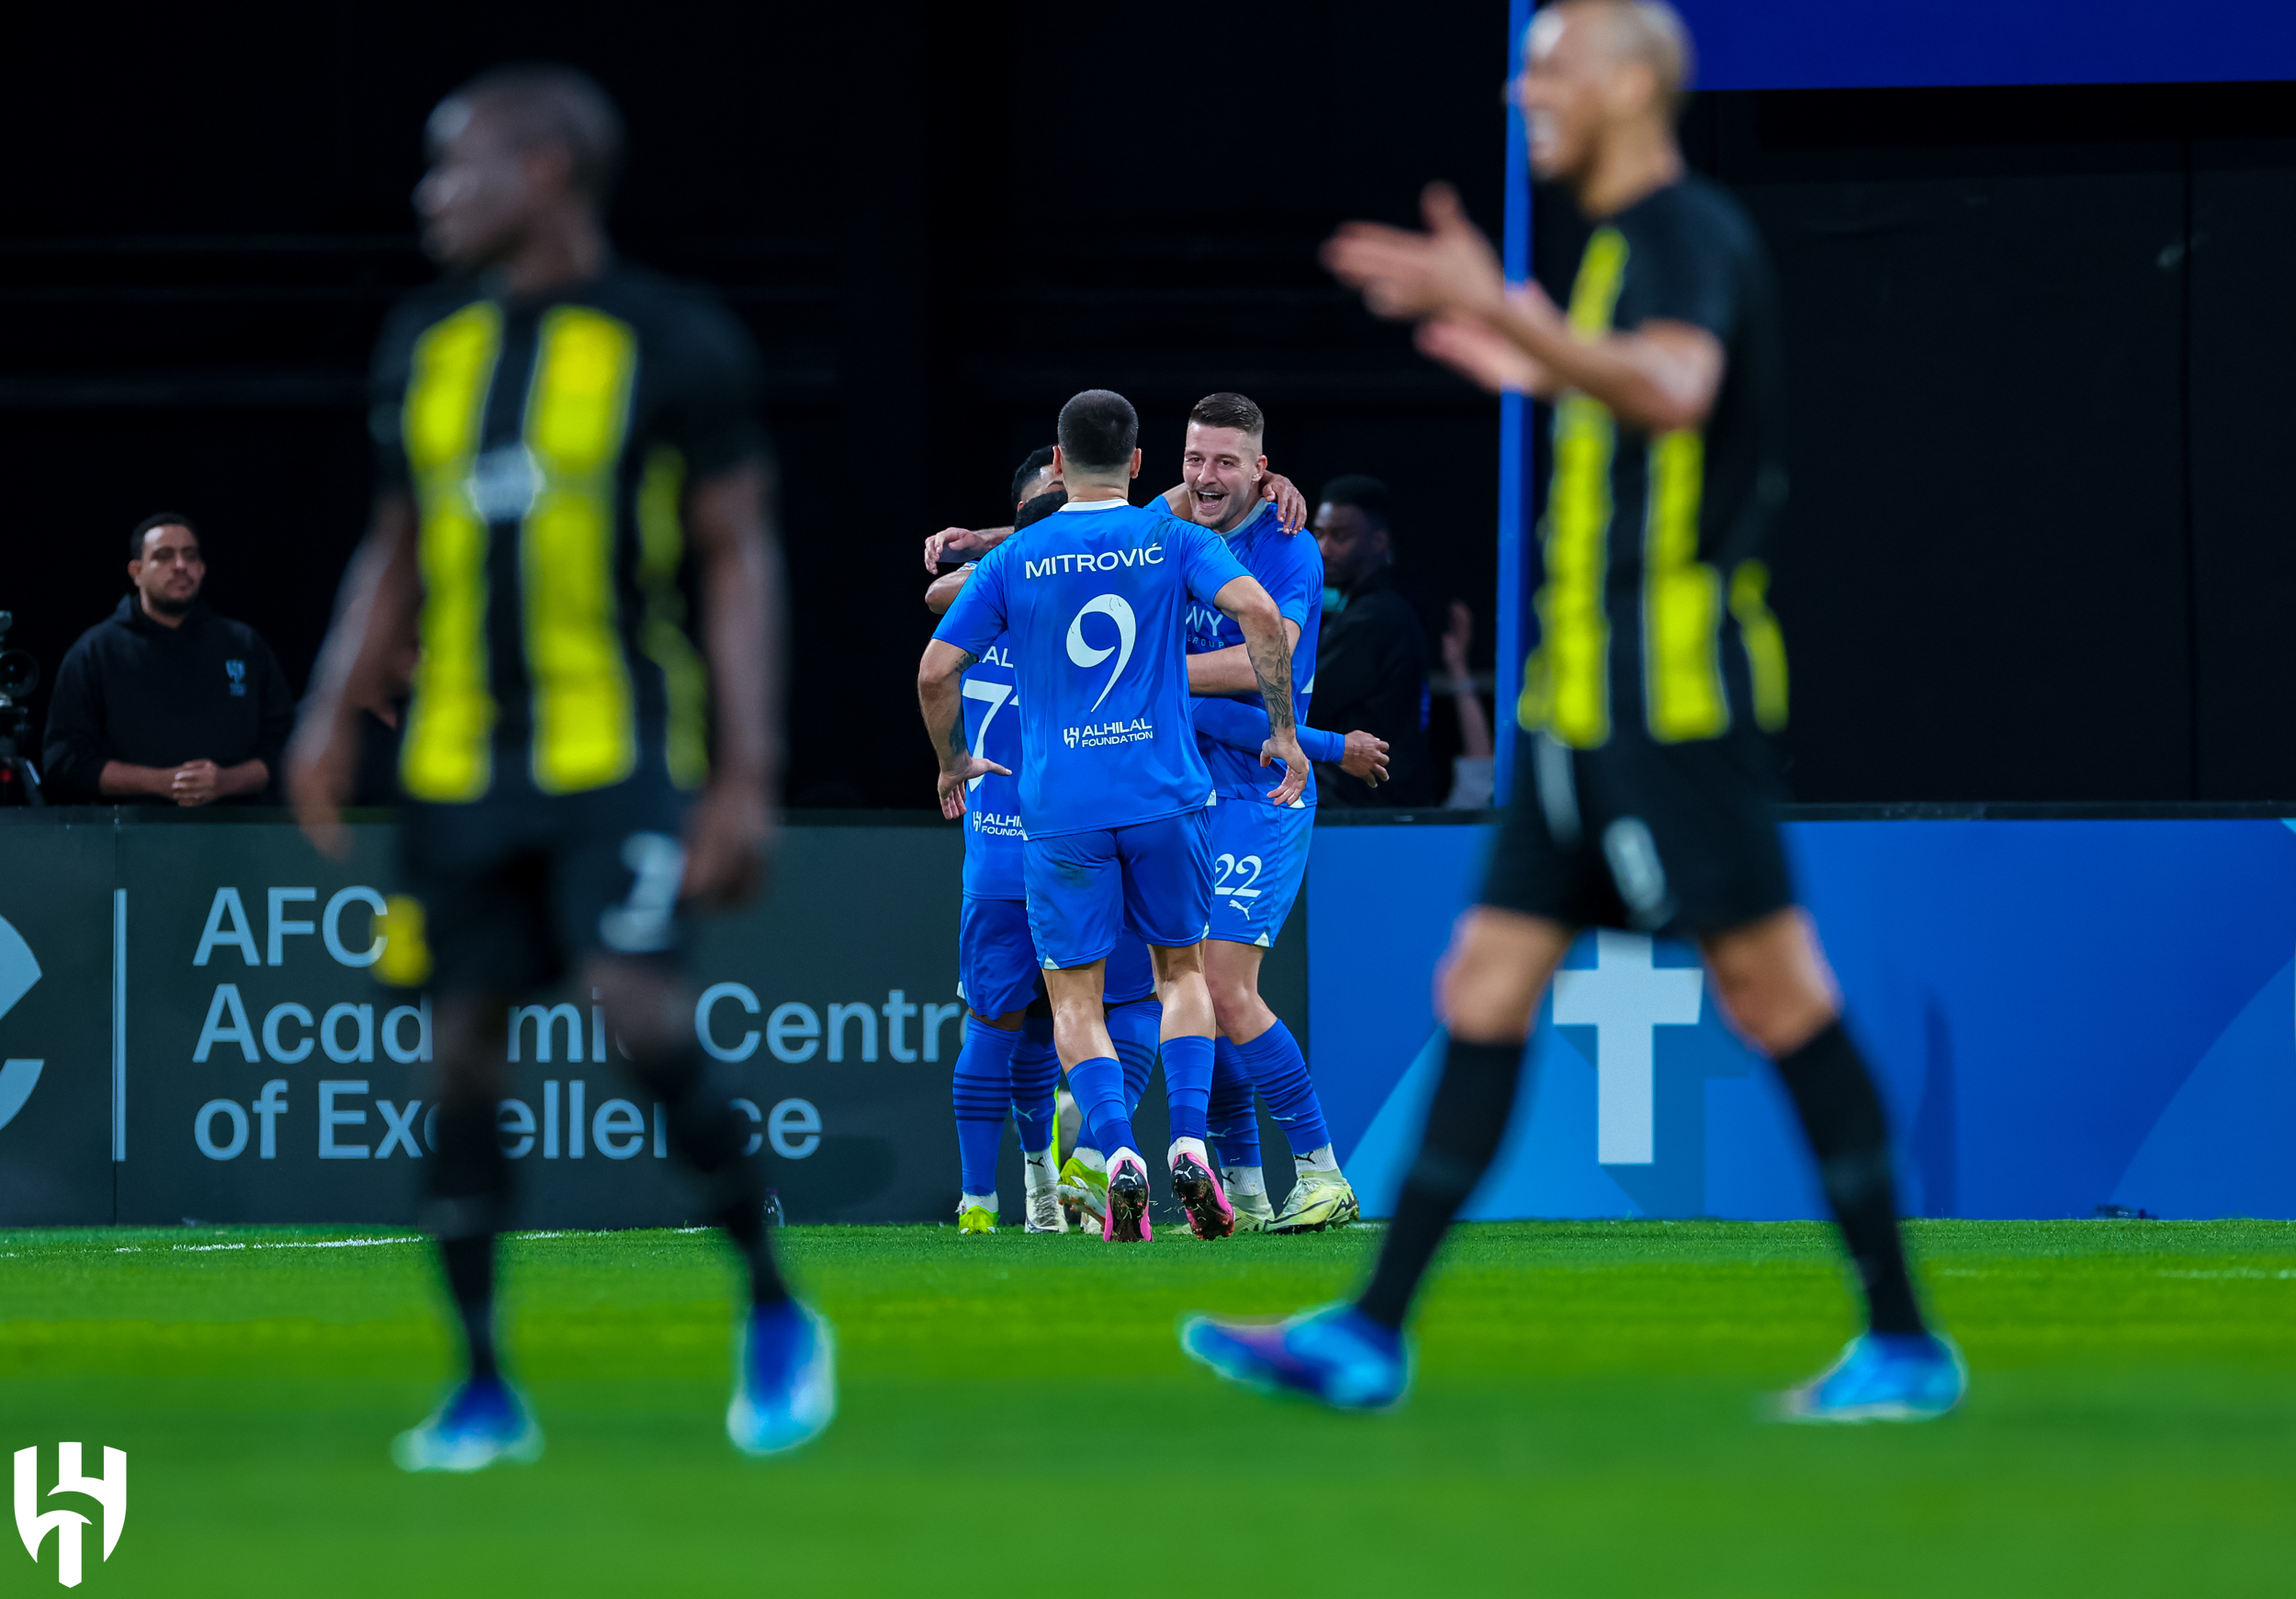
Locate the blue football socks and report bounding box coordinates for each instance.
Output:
[1208,1039,1263,1170]
[1009,1021,1060,1156]
[1163,1033,1215,1143]
[1238,1019,1329,1155]
[1067,1054,1137,1156]
[1106,997,1162,1115]
[951,1017,1021,1195]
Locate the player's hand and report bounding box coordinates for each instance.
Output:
[1416,306,1548,395]
[1259,730,1309,806]
[287,715,357,858]
[1262,472,1308,535]
[937,755,1011,820]
[924,525,992,573]
[1322,182,1508,324]
[1340,729,1390,786]
[168,759,222,807]
[681,771,774,911]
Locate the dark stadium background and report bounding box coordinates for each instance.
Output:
[4,4,2293,806]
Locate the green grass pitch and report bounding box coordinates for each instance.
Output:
[3,1218,2292,1594]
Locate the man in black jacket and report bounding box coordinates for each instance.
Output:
[1309,476,1433,805]
[42,514,292,805]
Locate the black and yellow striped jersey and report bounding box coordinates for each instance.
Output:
[1522,175,1790,753]
[369,262,764,804]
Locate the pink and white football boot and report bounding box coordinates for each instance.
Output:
[1170,1144,1235,1240]
[1104,1152,1154,1244]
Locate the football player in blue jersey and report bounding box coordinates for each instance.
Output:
[929,467,1199,1235]
[932,463,1071,1235]
[1170,392,1376,1233]
[920,389,1306,1242]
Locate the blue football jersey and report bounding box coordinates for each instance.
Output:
[1185,500,1322,806]
[935,498,1253,838]
[957,616,1026,898]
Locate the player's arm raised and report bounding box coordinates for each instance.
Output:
[1324,182,1722,434]
[683,460,783,909]
[1211,575,1308,805]
[287,490,421,858]
[917,641,1008,819]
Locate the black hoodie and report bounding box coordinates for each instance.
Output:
[40,596,292,803]
[1309,563,1434,807]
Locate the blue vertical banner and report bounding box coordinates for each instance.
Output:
[1492,0,1535,800]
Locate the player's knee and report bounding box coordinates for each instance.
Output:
[585,957,687,1061]
[1437,963,1536,1043]
[1710,967,1835,1057]
[1206,974,1261,1037]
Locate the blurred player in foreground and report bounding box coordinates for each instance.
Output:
[289,65,832,1467]
[1183,0,1965,1422]
[919,389,1304,1242]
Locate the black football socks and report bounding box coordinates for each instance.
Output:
[1356,1037,1525,1331]
[639,1044,791,1309]
[425,1097,508,1385]
[1773,1019,1927,1335]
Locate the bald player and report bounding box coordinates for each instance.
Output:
[1182,0,1965,1424]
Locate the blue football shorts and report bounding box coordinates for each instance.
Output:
[1024,808,1211,970]
[1104,929,1158,1006]
[1204,794,1312,950]
[956,894,1042,1019]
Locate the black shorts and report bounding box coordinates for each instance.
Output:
[1480,728,1794,939]
[400,771,691,997]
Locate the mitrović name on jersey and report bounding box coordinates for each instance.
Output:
[1023,545,1165,579]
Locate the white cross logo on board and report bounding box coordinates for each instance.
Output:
[1550,929,1704,1165]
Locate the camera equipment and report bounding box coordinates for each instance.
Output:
[0,612,45,806]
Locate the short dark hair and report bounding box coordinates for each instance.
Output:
[1319,475,1390,531]
[1015,488,1069,531]
[1011,445,1057,509]
[1188,391,1266,442]
[1055,390,1139,472]
[129,512,199,560]
[445,63,627,208]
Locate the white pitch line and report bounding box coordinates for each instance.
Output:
[170,1236,423,1254]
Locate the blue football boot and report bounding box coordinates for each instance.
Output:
[1777,1331,1968,1424]
[391,1375,545,1472]
[727,1299,838,1456]
[1178,1302,1410,1413]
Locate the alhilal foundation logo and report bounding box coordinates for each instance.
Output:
[14,1445,125,1588]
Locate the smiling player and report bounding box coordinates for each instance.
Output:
[1171,393,1370,1233]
